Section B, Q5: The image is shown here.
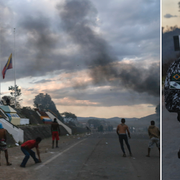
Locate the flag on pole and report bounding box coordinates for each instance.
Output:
[2,53,13,79]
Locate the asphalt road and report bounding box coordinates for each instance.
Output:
[25,132,160,180]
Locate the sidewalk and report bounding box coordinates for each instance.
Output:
[0,133,89,180]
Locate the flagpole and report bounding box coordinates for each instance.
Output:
[14,28,16,108]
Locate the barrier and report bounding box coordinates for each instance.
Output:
[0,118,24,143]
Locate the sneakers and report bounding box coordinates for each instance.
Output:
[123,154,126,157]
[35,160,41,164]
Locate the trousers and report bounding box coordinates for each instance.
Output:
[20,147,39,167]
[118,134,132,154]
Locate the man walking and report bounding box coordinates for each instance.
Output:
[146,120,160,157]
[0,123,12,166]
[51,118,60,148]
[116,118,132,157]
[20,137,42,167]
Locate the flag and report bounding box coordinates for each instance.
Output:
[2,53,13,79]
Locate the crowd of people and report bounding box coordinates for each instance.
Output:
[0,118,160,168]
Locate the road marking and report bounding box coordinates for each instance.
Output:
[35,138,86,170]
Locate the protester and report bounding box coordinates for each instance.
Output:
[51,118,60,148]
[116,118,132,157]
[20,137,42,167]
[0,123,12,166]
[146,120,160,157]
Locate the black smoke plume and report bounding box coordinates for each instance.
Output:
[57,0,159,97]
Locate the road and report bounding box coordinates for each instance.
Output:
[25,132,159,180]
[162,102,180,180]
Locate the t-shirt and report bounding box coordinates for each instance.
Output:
[21,140,38,149]
[116,124,129,134]
[148,125,160,138]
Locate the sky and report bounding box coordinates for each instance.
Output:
[162,0,180,29]
[0,0,160,118]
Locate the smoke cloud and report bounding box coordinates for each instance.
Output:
[57,0,159,97]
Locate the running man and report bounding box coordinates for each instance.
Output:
[20,137,42,167]
[146,120,160,157]
[0,123,12,166]
[51,118,60,148]
[116,118,132,157]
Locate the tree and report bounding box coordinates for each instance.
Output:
[7,85,22,108]
[2,96,21,108]
[61,112,78,125]
[33,93,64,122]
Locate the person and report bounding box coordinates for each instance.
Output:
[116,118,132,157]
[20,137,42,167]
[51,118,60,148]
[146,120,160,157]
[0,123,12,166]
[6,98,10,106]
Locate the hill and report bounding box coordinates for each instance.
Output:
[77,114,159,128]
[77,116,138,122]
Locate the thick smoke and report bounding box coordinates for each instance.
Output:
[57,0,159,97]
[19,14,59,70]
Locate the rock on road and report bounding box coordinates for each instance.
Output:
[24,132,160,180]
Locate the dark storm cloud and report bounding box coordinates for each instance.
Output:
[164,14,177,18]
[57,0,159,97]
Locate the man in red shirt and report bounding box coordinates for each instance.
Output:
[20,137,42,167]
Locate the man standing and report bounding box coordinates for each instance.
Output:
[146,120,160,157]
[20,137,42,167]
[116,118,132,157]
[51,118,60,148]
[0,123,12,166]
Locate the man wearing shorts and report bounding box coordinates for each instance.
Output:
[51,118,60,148]
[146,120,160,157]
[116,118,132,157]
[0,123,11,166]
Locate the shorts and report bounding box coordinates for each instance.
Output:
[148,137,160,149]
[52,131,59,140]
[0,139,7,151]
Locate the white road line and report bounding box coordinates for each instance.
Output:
[35,138,86,170]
